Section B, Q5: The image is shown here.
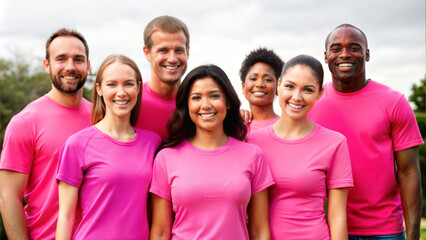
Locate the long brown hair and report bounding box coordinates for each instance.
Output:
[91,54,142,125]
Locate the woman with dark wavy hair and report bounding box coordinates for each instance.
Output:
[150,64,274,240]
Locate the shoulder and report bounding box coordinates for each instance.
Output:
[135,128,162,145]
[230,138,264,157]
[65,126,97,147]
[315,124,347,142]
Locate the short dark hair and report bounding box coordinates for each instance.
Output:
[280,55,324,91]
[144,15,190,51]
[45,28,89,61]
[161,64,247,150]
[239,47,284,83]
[325,23,368,49]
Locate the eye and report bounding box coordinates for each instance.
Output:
[249,77,257,81]
[304,88,314,93]
[330,47,340,53]
[57,58,65,62]
[264,78,274,83]
[125,82,135,86]
[350,46,361,51]
[190,95,201,100]
[284,84,294,89]
[210,93,221,99]
[106,83,116,87]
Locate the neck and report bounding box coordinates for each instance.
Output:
[148,78,180,97]
[332,72,368,93]
[189,128,229,150]
[273,115,315,140]
[249,103,278,121]
[95,113,136,142]
[47,87,83,107]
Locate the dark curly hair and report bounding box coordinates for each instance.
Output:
[239,47,284,83]
[160,64,248,151]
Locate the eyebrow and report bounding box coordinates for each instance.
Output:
[284,80,317,89]
[190,89,222,95]
[329,42,362,48]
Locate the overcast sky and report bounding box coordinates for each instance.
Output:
[1,0,424,110]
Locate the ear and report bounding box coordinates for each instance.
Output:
[43,59,51,74]
[276,78,281,94]
[324,51,329,64]
[317,88,324,100]
[143,46,151,62]
[365,48,370,62]
[96,82,102,96]
[186,45,190,57]
[241,81,245,93]
[86,60,91,75]
[138,80,142,94]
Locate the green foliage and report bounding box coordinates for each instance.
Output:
[410,76,426,112]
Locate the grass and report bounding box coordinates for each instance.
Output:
[421,218,426,240]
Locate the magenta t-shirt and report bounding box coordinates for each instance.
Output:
[0,95,91,240]
[150,137,274,240]
[309,80,424,235]
[57,126,161,240]
[248,124,353,240]
[135,82,175,141]
[249,117,279,132]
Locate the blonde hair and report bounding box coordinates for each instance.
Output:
[91,54,142,125]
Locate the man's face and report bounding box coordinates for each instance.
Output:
[325,26,369,84]
[143,30,189,86]
[43,36,90,93]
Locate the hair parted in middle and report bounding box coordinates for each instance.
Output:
[161,64,248,150]
[91,54,142,125]
[280,54,324,91]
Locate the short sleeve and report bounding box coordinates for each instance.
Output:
[326,137,353,189]
[390,95,424,151]
[0,115,34,173]
[251,147,275,195]
[56,135,86,188]
[149,151,172,200]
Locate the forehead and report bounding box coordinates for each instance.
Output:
[282,65,320,86]
[248,62,275,74]
[190,77,222,92]
[48,36,87,59]
[327,27,367,48]
[102,62,136,79]
[151,30,187,49]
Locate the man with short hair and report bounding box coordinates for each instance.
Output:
[309,24,423,239]
[135,15,190,141]
[0,28,92,239]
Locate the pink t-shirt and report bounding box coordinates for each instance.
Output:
[56,126,161,240]
[309,80,424,235]
[0,95,91,240]
[150,137,274,240]
[135,82,175,141]
[249,117,279,132]
[248,124,353,240]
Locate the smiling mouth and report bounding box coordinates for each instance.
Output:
[199,113,216,118]
[287,102,305,110]
[252,91,267,97]
[164,65,180,70]
[113,100,130,105]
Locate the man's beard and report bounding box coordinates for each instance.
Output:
[51,72,86,93]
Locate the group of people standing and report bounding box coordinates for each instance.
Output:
[0,15,423,240]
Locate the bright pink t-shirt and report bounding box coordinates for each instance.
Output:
[248,124,353,240]
[56,126,161,240]
[0,95,91,240]
[309,80,424,235]
[135,82,175,141]
[150,137,274,240]
[249,117,279,132]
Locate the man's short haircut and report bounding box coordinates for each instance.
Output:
[45,28,89,61]
[239,47,284,83]
[143,15,190,51]
[325,23,368,49]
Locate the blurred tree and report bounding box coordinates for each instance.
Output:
[409,76,425,112]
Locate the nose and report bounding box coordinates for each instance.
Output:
[292,90,302,101]
[255,79,266,88]
[168,51,177,63]
[64,59,76,72]
[201,97,211,109]
[117,85,126,97]
[340,47,351,58]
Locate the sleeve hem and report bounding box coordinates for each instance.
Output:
[252,180,275,195]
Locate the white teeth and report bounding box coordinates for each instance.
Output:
[287,103,304,109]
[200,113,215,118]
[114,101,128,105]
[63,76,77,79]
[165,66,178,70]
[252,92,266,96]
[338,63,353,67]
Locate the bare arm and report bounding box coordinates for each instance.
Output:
[327,188,348,240]
[240,109,253,124]
[395,147,422,240]
[248,189,271,240]
[0,170,29,240]
[56,181,78,240]
[150,194,172,240]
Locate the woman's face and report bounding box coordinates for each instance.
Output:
[278,65,322,121]
[242,62,277,107]
[96,62,140,120]
[188,77,228,134]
